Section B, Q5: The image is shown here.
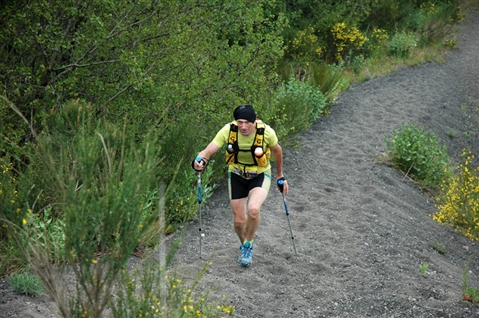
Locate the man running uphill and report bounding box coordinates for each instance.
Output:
[192,105,289,267]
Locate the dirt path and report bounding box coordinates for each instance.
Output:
[173,7,479,318]
[2,6,479,318]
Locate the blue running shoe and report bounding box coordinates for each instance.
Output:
[237,244,245,263]
[240,242,254,267]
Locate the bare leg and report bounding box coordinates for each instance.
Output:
[244,187,268,242]
[230,187,268,244]
[230,197,247,244]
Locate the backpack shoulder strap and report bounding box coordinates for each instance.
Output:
[254,121,265,147]
[228,121,238,145]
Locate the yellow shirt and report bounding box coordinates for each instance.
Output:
[212,121,278,175]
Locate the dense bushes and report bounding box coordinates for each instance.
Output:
[0,2,473,315]
[281,0,464,66]
[0,0,286,234]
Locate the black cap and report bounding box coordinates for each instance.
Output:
[233,105,256,123]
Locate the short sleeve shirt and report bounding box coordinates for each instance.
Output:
[212,120,278,174]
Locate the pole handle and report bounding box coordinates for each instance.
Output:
[192,156,207,172]
[277,177,286,193]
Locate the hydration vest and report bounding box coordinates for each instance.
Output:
[226,120,270,167]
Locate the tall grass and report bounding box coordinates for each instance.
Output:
[0,98,232,317]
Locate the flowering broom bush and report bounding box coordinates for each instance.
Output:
[111,262,234,318]
[331,22,368,62]
[434,149,479,240]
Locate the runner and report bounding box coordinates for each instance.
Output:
[193,104,288,267]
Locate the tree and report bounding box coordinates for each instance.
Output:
[1,0,285,131]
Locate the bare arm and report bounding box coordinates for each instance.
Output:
[193,141,221,171]
[270,143,288,194]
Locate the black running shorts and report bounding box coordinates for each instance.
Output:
[228,171,271,200]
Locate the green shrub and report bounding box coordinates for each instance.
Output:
[274,76,327,135]
[156,111,222,228]
[389,31,417,58]
[0,235,25,277]
[308,61,349,104]
[417,2,463,45]
[275,60,348,107]
[365,0,410,31]
[9,270,43,296]
[24,207,66,263]
[347,54,366,75]
[385,123,452,188]
[165,165,217,228]
[403,9,428,32]
[428,241,448,255]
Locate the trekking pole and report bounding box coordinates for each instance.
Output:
[278,179,297,255]
[195,157,204,260]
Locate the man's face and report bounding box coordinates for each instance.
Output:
[237,119,255,136]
